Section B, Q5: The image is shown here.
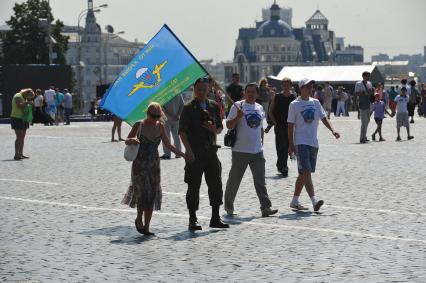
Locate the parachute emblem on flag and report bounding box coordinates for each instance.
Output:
[128,60,168,96]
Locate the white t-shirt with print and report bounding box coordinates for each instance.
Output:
[227,101,264,154]
[394,95,408,113]
[287,97,326,148]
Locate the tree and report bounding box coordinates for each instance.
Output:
[3,0,69,65]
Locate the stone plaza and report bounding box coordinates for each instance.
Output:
[1,115,425,282]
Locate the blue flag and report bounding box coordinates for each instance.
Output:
[100,24,207,125]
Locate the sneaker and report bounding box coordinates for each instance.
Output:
[313,200,324,212]
[396,136,401,141]
[379,137,386,142]
[408,136,414,140]
[261,207,278,217]
[160,154,171,160]
[290,202,309,210]
[225,209,238,216]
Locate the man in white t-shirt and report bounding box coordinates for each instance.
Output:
[287,79,340,212]
[394,87,414,141]
[224,83,278,217]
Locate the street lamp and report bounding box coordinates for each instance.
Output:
[76,3,107,113]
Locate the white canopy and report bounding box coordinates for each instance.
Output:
[269,65,378,83]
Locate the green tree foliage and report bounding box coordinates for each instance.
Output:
[3,0,69,65]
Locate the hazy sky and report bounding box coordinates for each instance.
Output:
[1,0,425,63]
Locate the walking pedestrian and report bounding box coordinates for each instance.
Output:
[44,86,56,122]
[323,82,333,119]
[208,78,225,119]
[421,83,426,118]
[63,89,73,125]
[287,79,340,211]
[55,88,64,125]
[224,82,278,217]
[122,102,186,235]
[269,77,295,177]
[371,94,393,141]
[179,77,229,231]
[388,86,398,114]
[160,94,184,159]
[408,80,419,123]
[354,71,374,143]
[10,88,34,160]
[111,115,124,142]
[335,86,348,117]
[394,87,414,141]
[226,73,243,114]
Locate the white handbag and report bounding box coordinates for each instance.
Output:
[123,123,141,162]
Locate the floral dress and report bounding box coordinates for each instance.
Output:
[122,123,162,210]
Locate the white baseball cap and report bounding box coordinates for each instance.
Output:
[298,78,315,88]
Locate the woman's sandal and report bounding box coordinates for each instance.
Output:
[134,220,145,234]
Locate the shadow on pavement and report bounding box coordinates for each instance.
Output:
[279,210,322,220]
[222,215,256,226]
[80,225,158,245]
[164,229,222,241]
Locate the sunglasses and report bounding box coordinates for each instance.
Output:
[148,112,161,119]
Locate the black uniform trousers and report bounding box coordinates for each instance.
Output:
[274,125,289,172]
[184,147,223,211]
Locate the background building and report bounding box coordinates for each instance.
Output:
[224,2,364,84]
[63,0,144,113]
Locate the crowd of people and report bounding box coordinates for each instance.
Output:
[9,71,425,236]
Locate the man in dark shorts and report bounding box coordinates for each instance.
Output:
[179,77,229,231]
[10,88,34,160]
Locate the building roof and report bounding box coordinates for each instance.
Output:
[306,10,329,24]
[269,65,381,83]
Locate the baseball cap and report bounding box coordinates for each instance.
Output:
[298,78,315,88]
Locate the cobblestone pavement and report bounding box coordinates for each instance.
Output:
[1,113,426,282]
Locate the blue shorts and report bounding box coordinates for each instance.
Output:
[296,144,318,173]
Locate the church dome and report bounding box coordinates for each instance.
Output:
[257,19,293,38]
[257,2,294,38]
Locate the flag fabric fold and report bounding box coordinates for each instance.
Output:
[100,24,207,125]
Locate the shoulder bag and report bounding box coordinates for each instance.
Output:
[124,122,142,162]
[224,102,243,147]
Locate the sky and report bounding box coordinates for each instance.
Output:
[1,0,425,63]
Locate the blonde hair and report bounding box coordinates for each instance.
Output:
[146,102,167,123]
[20,88,34,99]
[259,78,268,86]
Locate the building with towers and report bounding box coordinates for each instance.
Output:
[224,1,364,83]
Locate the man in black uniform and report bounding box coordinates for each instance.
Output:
[268,77,296,177]
[179,77,230,231]
[226,73,243,112]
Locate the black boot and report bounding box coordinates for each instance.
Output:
[209,206,229,228]
[188,210,202,231]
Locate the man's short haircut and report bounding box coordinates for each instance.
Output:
[409,80,416,86]
[401,87,407,92]
[362,71,371,77]
[194,77,209,87]
[232,73,240,78]
[401,79,407,84]
[244,82,259,93]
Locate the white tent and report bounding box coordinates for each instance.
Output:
[269,65,383,84]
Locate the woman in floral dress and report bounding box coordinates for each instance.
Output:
[123,102,186,235]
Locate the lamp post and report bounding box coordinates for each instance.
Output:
[76,3,107,113]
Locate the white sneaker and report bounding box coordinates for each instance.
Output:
[290,202,309,210]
